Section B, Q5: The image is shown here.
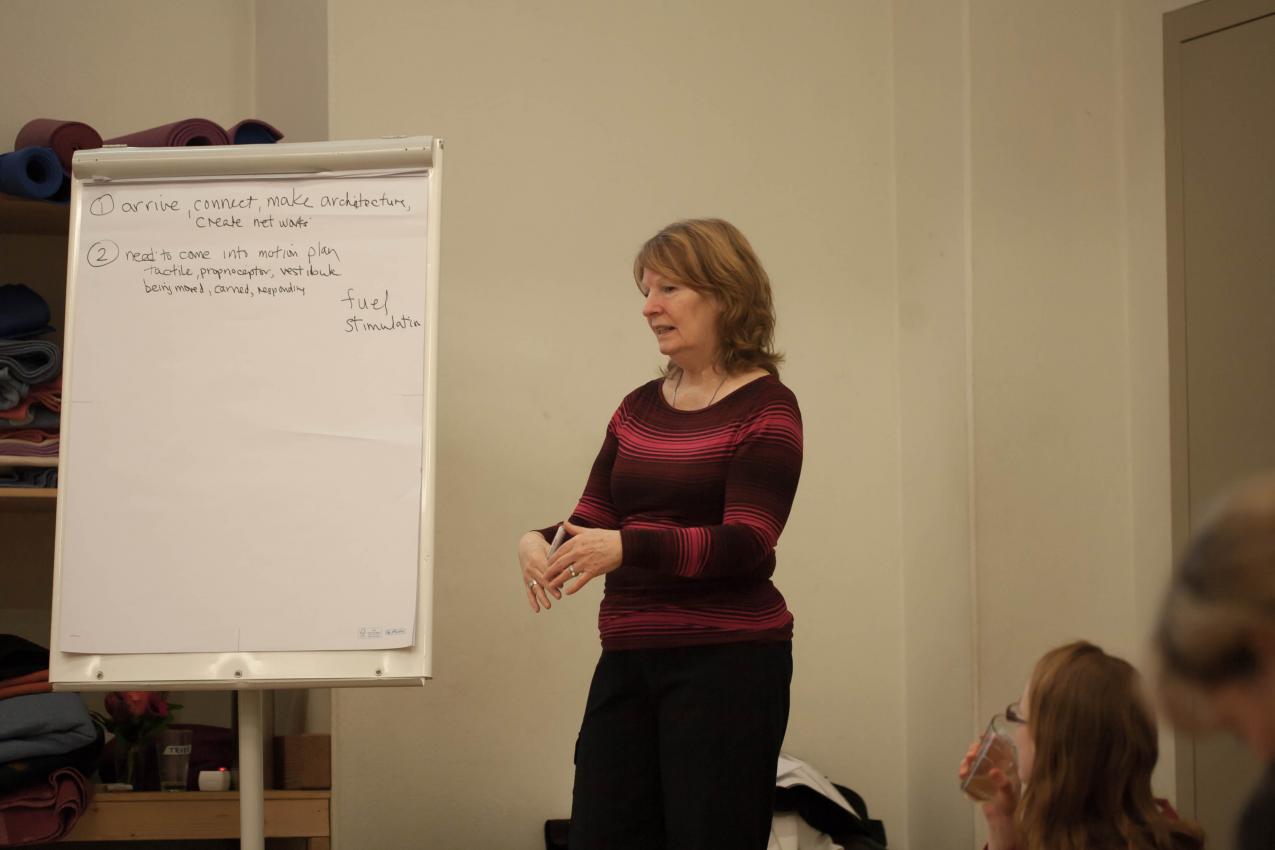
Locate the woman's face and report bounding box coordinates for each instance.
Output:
[1014,679,1035,783]
[639,268,721,369]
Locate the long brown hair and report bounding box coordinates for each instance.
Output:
[1017,642,1204,850]
[633,218,783,377]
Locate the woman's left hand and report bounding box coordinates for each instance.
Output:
[545,521,622,595]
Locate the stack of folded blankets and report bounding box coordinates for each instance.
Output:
[0,117,283,203]
[0,635,99,846]
[0,285,60,481]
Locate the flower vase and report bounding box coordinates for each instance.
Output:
[114,738,150,789]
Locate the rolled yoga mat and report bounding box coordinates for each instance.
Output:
[228,118,283,144]
[0,284,52,339]
[105,117,228,147]
[0,147,63,200]
[0,339,61,385]
[13,119,102,174]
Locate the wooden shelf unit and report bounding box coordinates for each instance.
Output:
[0,488,57,511]
[63,790,331,847]
[0,192,70,234]
[1,195,65,495]
[0,455,58,467]
[0,418,60,510]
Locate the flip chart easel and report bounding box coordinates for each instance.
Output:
[49,136,443,849]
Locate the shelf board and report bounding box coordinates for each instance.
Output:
[0,192,70,235]
[64,789,331,842]
[0,488,57,511]
[0,455,58,467]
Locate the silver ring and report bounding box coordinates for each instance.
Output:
[568,566,580,579]
[528,579,539,589]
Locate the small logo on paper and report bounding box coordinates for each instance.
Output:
[385,627,407,638]
[358,627,384,639]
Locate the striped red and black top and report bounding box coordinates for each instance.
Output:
[544,374,803,650]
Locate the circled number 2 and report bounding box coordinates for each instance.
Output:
[86,240,119,268]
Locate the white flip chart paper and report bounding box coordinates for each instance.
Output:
[58,172,430,654]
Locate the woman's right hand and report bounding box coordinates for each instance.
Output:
[518,531,562,613]
[958,740,1019,850]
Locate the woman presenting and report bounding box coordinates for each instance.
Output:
[517,218,803,850]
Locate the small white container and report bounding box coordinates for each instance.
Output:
[198,769,232,792]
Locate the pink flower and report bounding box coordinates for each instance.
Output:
[121,691,150,718]
[147,692,169,719]
[97,690,179,744]
[103,691,130,726]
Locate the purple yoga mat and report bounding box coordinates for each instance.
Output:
[14,119,102,174]
[228,119,284,144]
[105,118,229,147]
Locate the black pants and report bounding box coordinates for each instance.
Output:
[568,641,793,850]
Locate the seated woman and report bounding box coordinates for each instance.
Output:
[959,641,1204,850]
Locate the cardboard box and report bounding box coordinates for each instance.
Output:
[272,734,331,789]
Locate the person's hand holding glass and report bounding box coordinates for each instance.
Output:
[958,702,1026,850]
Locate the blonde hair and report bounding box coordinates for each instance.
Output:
[1156,471,1275,725]
[633,218,782,377]
[1017,642,1204,850]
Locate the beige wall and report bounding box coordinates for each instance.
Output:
[969,0,1139,733]
[0,1,1201,847]
[0,0,254,150]
[254,0,330,143]
[965,0,1192,820]
[324,1,909,847]
[894,4,1190,845]
[893,1,977,845]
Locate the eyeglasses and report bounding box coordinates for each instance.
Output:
[1005,701,1027,724]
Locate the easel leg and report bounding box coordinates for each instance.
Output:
[238,689,265,850]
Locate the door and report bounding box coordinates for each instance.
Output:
[1166,1,1275,846]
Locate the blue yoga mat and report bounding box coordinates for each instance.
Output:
[0,147,62,200]
[0,284,51,339]
[228,119,283,144]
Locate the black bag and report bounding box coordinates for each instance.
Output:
[544,818,569,850]
[773,782,888,849]
[545,781,888,850]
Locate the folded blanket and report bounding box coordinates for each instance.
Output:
[0,726,100,796]
[0,430,56,444]
[0,694,95,763]
[0,379,59,417]
[0,768,90,845]
[0,148,62,201]
[106,118,228,147]
[228,118,284,144]
[0,408,57,431]
[0,438,58,458]
[0,341,59,385]
[0,369,26,412]
[28,378,58,413]
[0,285,51,341]
[0,468,57,489]
[0,639,47,682]
[0,671,50,701]
[1,378,60,420]
[14,119,102,175]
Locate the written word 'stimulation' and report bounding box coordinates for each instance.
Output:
[82,186,424,335]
